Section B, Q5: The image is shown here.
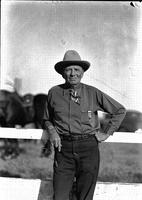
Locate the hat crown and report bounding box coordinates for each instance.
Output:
[63,50,81,61]
[54,50,90,74]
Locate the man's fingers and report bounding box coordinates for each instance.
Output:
[55,139,59,147]
[55,138,60,147]
[58,141,62,152]
[53,138,62,151]
[58,145,61,152]
[95,133,110,142]
[57,139,62,152]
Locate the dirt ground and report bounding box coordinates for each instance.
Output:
[0,140,142,200]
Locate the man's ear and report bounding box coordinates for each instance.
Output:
[81,70,84,78]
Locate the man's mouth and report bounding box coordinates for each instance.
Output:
[69,78,76,81]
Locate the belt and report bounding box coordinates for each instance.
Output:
[60,134,96,141]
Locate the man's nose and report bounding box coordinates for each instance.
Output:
[70,69,75,76]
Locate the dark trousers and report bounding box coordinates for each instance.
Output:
[53,135,100,200]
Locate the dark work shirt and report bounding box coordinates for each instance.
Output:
[43,83,126,135]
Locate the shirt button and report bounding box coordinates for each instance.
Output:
[73,153,78,156]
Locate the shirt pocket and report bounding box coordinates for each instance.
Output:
[81,110,99,128]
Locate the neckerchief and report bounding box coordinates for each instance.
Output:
[69,89,81,104]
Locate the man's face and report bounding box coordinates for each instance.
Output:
[63,65,84,86]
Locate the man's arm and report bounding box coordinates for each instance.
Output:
[95,89,126,142]
[42,93,62,151]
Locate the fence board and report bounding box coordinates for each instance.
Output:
[0,178,142,200]
[0,127,142,143]
[0,177,41,200]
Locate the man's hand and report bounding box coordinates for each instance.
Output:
[49,130,62,152]
[95,131,110,142]
[41,130,49,145]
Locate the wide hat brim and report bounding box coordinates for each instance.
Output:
[54,60,90,75]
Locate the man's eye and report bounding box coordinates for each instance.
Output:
[65,69,70,73]
[75,69,81,73]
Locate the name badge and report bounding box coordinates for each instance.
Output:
[88,111,92,119]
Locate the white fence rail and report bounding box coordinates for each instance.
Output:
[0,177,142,200]
[0,127,142,200]
[0,127,142,143]
[0,177,41,200]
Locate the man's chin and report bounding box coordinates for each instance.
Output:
[69,81,78,85]
[66,80,81,87]
[69,82,80,88]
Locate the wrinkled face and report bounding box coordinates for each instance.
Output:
[63,65,84,86]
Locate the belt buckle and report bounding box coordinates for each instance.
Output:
[73,134,88,140]
[84,134,88,139]
[71,135,78,140]
[70,135,79,140]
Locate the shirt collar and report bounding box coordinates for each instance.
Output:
[63,83,82,96]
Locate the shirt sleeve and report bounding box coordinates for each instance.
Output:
[96,89,126,135]
[42,90,55,131]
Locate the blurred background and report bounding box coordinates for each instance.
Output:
[1,1,142,111]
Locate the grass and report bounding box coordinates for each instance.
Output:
[0,140,142,200]
[98,142,142,183]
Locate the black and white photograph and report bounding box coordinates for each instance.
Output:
[0,1,142,200]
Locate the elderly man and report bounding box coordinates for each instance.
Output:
[42,50,126,200]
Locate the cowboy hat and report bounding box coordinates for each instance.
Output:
[54,50,90,74]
